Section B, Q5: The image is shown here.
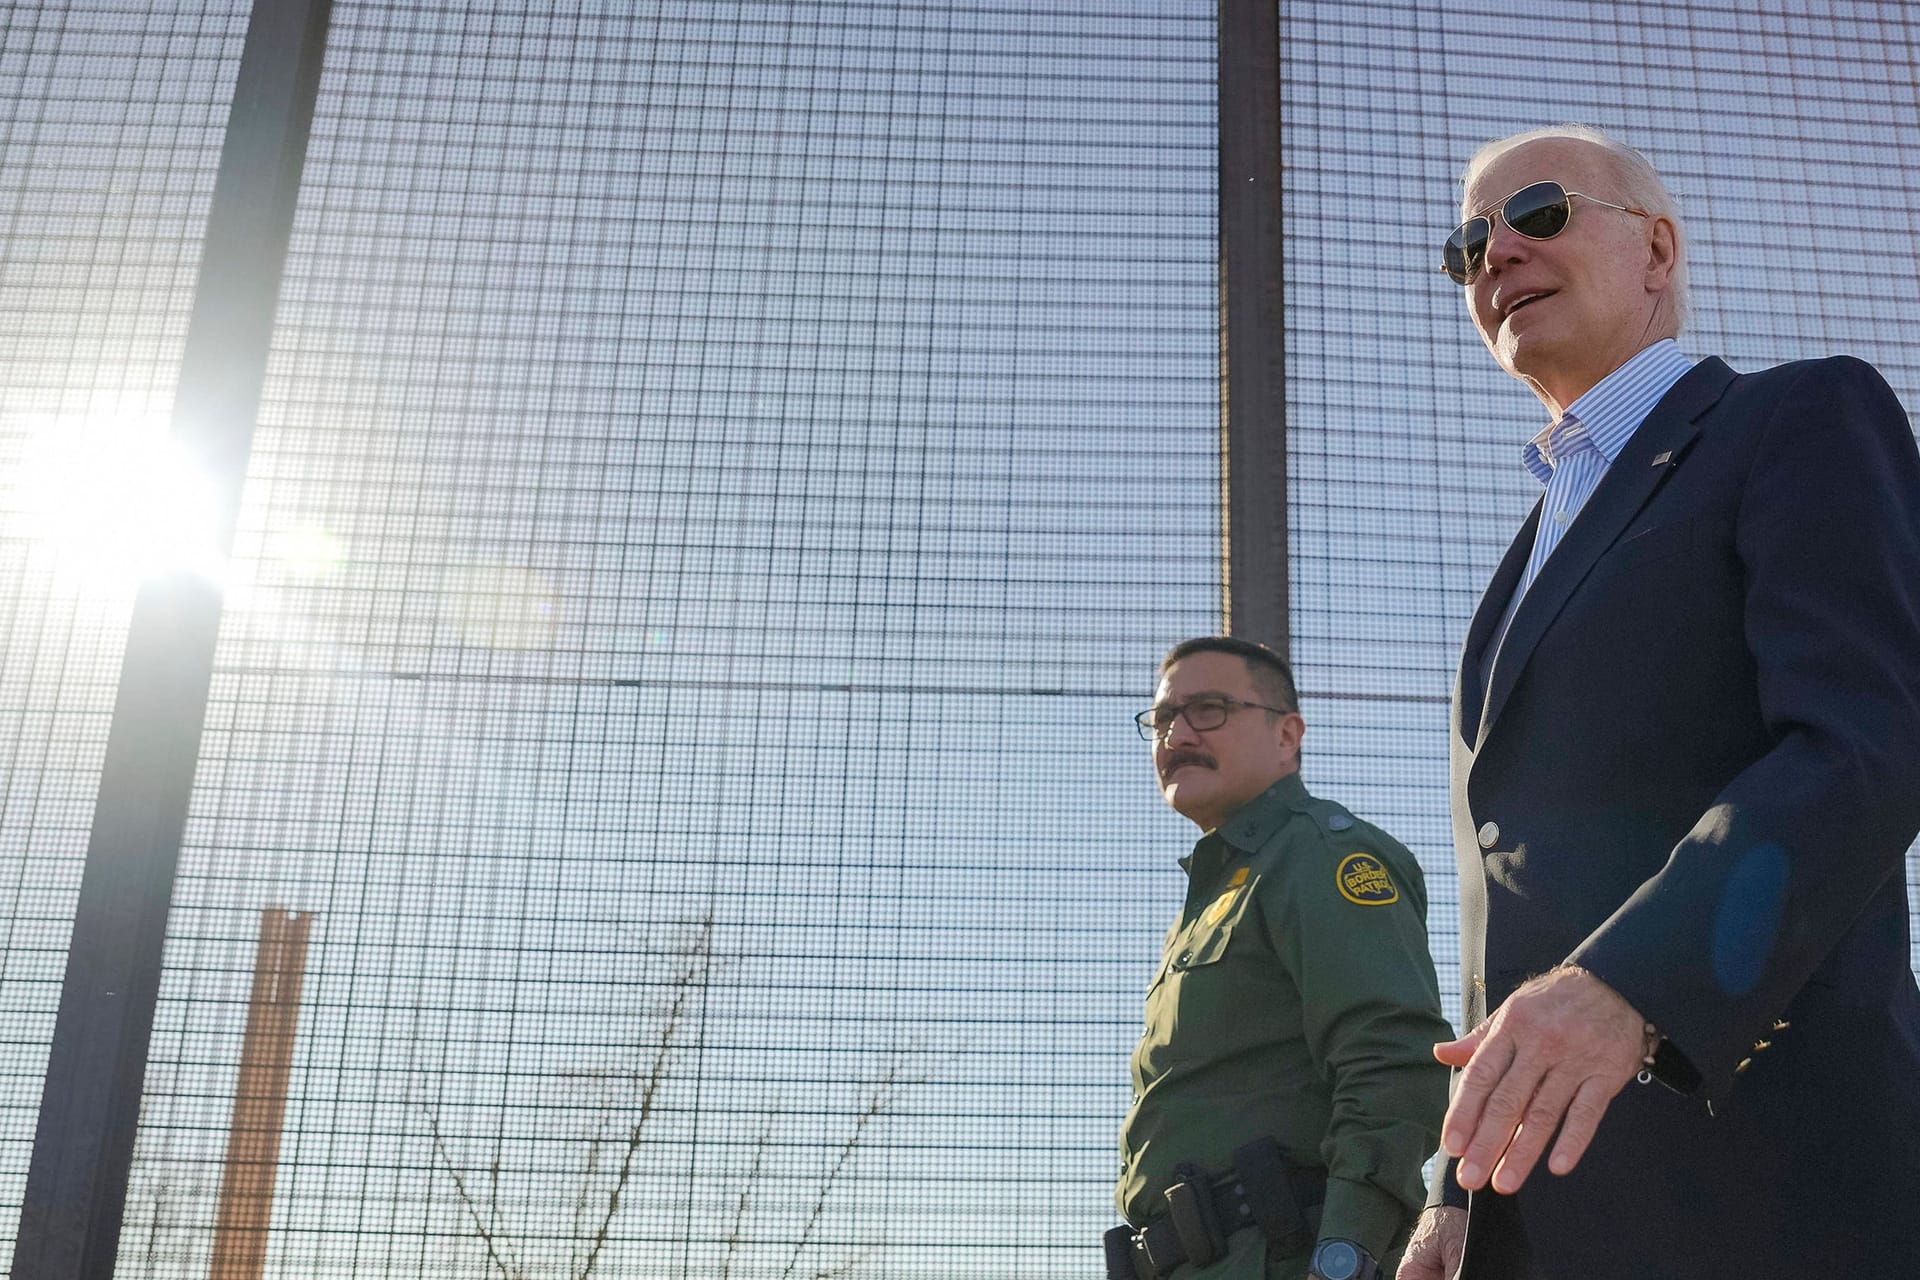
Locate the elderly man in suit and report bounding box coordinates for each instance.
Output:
[1399,125,1920,1279]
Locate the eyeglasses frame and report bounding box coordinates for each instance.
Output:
[1134,694,1296,742]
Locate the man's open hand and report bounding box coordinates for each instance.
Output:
[1433,966,1646,1194]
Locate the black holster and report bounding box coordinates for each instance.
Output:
[1163,1160,1225,1266]
[1107,1138,1322,1279]
[1103,1224,1139,1280]
[1230,1136,1313,1255]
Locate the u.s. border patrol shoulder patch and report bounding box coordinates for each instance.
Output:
[1335,852,1399,905]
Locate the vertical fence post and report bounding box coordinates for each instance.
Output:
[9,1,332,1276]
[208,909,313,1280]
[1218,0,1289,653]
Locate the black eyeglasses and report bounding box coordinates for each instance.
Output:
[1441,180,1648,285]
[1134,694,1293,741]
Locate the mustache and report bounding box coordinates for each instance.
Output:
[1158,750,1216,780]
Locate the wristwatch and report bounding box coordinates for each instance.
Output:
[1308,1237,1380,1280]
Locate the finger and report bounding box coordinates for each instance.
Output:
[1439,1029,1512,1158]
[1489,1069,1581,1194]
[1397,1248,1440,1280]
[1545,1073,1621,1176]
[1433,1209,1468,1272]
[1454,1049,1546,1189]
[1402,1232,1451,1280]
[1432,1023,1486,1067]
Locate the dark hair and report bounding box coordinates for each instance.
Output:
[1158,636,1299,713]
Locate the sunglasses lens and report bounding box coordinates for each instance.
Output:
[1443,217,1488,285]
[1443,182,1576,284]
[1504,181,1572,239]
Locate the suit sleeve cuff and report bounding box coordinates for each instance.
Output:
[1318,1175,1413,1264]
[1424,1155,1468,1211]
[1564,953,1716,1097]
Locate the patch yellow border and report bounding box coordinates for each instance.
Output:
[1335,852,1398,905]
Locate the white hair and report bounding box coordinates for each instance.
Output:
[1462,124,1689,332]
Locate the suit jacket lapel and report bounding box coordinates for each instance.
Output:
[1455,499,1538,750]
[1475,358,1738,749]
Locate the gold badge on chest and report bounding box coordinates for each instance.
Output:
[1201,866,1251,927]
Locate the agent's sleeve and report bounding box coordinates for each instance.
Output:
[1266,837,1453,1261]
[1571,357,1920,1098]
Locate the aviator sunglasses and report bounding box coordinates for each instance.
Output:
[1441,180,1648,285]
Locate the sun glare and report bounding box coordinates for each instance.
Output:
[9,413,232,593]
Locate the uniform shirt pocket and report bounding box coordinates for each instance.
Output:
[1173,877,1260,971]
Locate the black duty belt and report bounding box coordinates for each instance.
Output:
[1105,1138,1327,1280]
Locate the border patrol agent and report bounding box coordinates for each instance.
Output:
[1111,637,1450,1280]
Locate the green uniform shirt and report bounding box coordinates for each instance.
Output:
[1117,773,1451,1272]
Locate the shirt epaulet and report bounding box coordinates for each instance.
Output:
[1297,796,1359,839]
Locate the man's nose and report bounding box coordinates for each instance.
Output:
[1160,711,1202,747]
[1481,215,1529,275]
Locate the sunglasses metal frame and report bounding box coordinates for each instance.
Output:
[1440,180,1649,285]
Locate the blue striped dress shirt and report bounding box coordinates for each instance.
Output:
[1517,338,1696,596]
[1480,340,1697,689]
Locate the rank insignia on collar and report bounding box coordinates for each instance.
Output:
[1335,853,1398,905]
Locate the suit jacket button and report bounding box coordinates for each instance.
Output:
[1477,821,1500,849]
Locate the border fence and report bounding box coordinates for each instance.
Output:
[2,2,1916,1276]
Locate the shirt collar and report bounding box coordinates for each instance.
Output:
[1521,339,1695,485]
[1207,772,1309,861]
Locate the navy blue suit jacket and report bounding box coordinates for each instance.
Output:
[1444,356,1920,1279]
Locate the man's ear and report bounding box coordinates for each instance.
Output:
[1644,215,1678,292]
[1275,711,1305,759]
